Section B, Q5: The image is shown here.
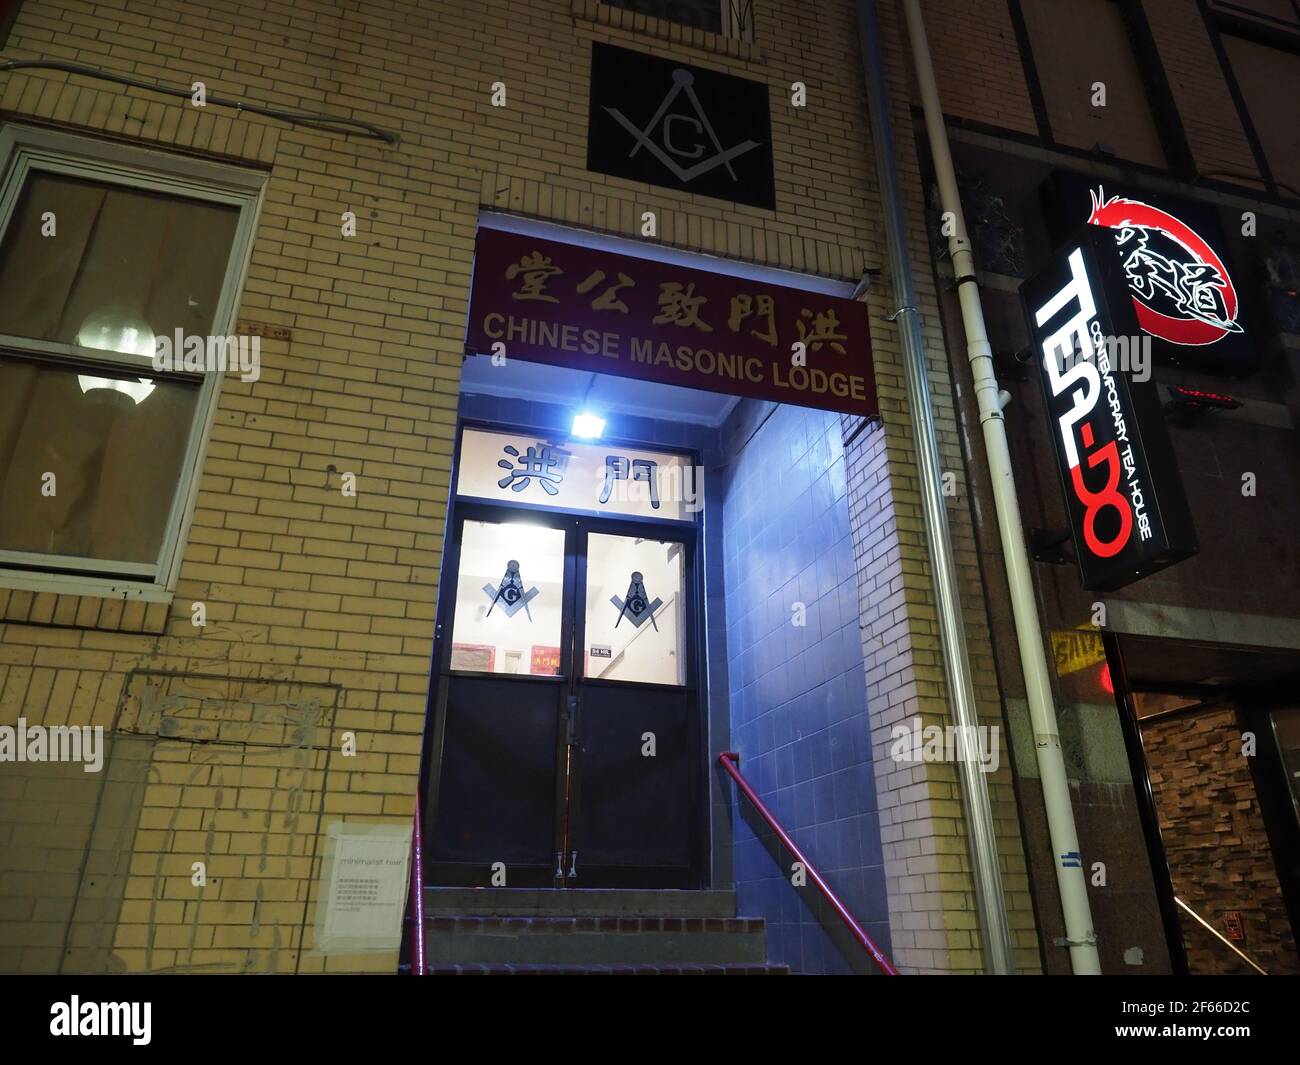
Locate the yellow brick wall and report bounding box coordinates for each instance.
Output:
[0,0,1039,973]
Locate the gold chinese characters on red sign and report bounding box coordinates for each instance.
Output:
[466,228,878,418]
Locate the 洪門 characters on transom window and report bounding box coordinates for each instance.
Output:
[497,443,566,496]
[599,455,660,509]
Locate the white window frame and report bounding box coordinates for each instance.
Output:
[0,124,264,602]
[602,0,755,41]
[721,0,755,41]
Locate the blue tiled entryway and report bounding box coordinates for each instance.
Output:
[456,382,888,972]
[720,400,890,974]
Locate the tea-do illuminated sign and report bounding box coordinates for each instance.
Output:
[1021,226,1197,591]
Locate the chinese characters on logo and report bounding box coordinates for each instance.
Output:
[1114,226,1241,334]
[503,250,850,354]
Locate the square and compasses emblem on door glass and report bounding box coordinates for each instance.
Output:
[612,571,662,630]
[483,560,540,620]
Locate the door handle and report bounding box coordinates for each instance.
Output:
[565,694,580,746]
[555,851,565,880]
[567,850,578,879]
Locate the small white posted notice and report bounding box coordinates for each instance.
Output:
[316,822,412,954]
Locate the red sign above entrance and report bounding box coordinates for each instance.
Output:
[466,228,878,418]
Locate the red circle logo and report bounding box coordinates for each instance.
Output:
[1087,188,1241,347]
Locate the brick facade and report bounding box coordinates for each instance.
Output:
[5,0,1292,978]
[916,0,1300,975]
[0,0,1042,974]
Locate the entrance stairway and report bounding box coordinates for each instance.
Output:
[417,888,788,974]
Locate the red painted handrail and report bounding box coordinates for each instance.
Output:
[408,797,426,975]
[718,751,898,975]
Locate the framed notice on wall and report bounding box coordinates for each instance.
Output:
[315,823,411,955]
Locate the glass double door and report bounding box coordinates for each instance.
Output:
[425,503,702,888]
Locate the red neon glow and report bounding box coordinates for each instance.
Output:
[1171,386,1239,407]
[1100,662,1113,694]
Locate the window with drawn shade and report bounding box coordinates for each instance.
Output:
[0,136,256,584]
[0,357,200,564]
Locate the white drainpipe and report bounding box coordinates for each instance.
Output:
[855,0,1014,975]
[900,0,1102,975]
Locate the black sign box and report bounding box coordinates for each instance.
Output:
[587,42,775,210]
[1042,171,1259,375]
[1021,225,1197,592]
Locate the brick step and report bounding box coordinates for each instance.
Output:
[424,914,768,966]
[426,963,790,975]
[424,887,737,918]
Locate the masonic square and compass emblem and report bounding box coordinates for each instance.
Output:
[587,42,775,210]
[483,560,540,620]
[611,570,663,630]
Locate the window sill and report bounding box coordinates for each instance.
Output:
[0,570,172,633]
[571,0,760,62]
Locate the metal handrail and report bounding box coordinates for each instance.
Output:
[1174,896,1268,975]
[718,751,899,975]
[408,798,426,975]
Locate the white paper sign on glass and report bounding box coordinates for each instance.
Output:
[457,427,698,520]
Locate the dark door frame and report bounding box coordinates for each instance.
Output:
[419,419,709,889]
[1104,632,1300,973]
[566,517,703,887]
[423,502,577,887]
[1240,699,1300,954]
[1103,631,1191,975]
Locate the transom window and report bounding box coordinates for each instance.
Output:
[601,0,754,40]
[456,426,701,522]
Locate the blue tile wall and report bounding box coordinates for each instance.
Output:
[720,400,890,975]
[452,389,890,971]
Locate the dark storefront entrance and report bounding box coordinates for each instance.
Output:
[1108,634,1300,974]
[424,426,705,889]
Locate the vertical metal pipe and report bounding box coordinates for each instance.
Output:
[854,0,1016,974]
[899,0,1102,975]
